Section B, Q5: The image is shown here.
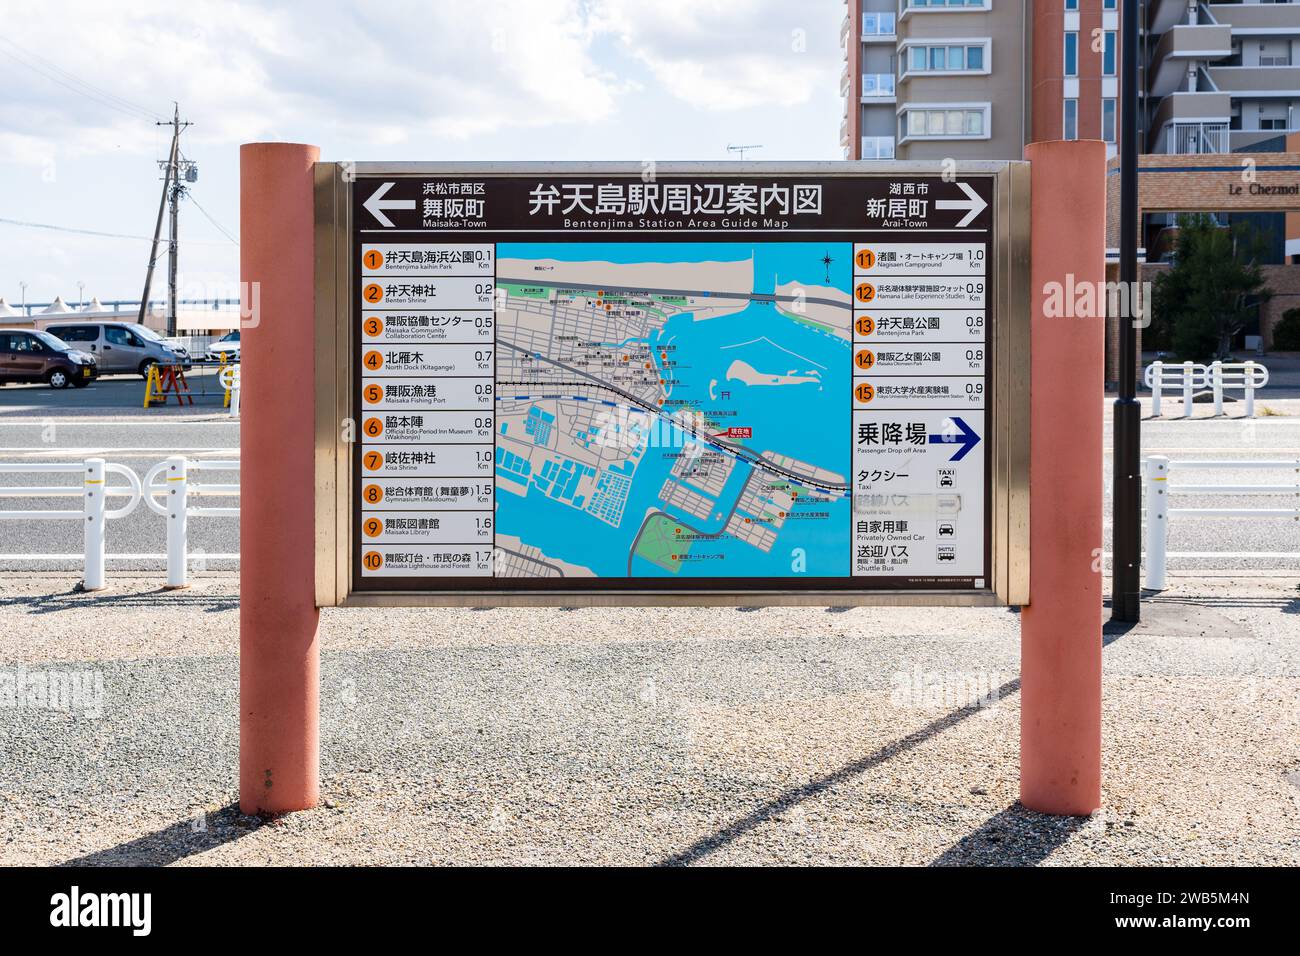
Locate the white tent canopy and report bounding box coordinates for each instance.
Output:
[0,297,19,317]
[41,296,74,314]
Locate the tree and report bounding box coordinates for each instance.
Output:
[1152,213,1270,361]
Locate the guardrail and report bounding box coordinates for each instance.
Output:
[220,364,240,417]
[142,456,240,589]
[1144,360,1268,418]
[0,459,143,591]
[1143,455,1300,590]
[0,456,237,590]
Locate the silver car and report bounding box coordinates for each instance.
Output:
[44,322,190,378]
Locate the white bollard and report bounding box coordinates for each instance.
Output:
[1144,455,1169,591]
[230,376,241,419]
[83,457,106,592]
[1150,360,1163,417]
[1244,360,1256,418]
[164,455,189,589]
[1211,360,1223,416]
[1182,361,1194,418]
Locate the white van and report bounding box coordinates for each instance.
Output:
[44,322,191,378]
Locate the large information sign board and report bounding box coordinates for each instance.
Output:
[315,163,1029,606]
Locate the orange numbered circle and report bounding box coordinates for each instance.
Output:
[362,516,383,538]
[362,550,384,571]
[363,383,384,405]
[363,316,384,337]
[364,417,384,438]
[854,282,876,303]
[363,283,384,303]
[363,450,384,471]
[363,350,384,371]
[855,315,876,337]
[854,349,876,370]
[855,248,876,270]
[363,484,384,504]
[363,249,384,270]
[854,382,876,404]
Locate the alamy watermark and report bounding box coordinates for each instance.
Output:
[0,667,104,718]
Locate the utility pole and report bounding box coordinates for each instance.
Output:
[137,103,192,335]
[1112,0,1142,623]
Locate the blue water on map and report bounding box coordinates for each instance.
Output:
[496,242,852,578]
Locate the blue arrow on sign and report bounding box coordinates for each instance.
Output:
[928,416,981,462]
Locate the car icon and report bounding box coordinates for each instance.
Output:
[938,523,955,537]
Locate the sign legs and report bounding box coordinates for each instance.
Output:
[1020,141,1106,816]
[239,142,322,814]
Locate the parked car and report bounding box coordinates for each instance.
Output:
[204,330,241,363]
[44,321,190,378]
[0,328,98,388]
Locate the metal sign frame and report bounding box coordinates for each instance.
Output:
[314,161,1030,608]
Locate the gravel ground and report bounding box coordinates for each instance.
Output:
[0,572,1297,866]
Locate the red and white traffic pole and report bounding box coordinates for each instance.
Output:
[239,143,321,813]
[1020,139,1106,816]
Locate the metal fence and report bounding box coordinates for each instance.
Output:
[0,456,238,589]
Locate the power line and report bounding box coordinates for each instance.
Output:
[185,194,239,245]
[0,215,235,247]
[0,38,162,122]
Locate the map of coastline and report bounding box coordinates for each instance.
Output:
[493,241,853,578]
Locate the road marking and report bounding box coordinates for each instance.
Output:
[0,553,240,560]
[0,419,238,425]
[0,448,239,458]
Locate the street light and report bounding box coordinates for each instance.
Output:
[19,281,27,315]
[77,281,85,309]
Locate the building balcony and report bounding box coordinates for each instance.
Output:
[862,73,896,100]
[861,135,895,160]
[1149,24,1233,97]
[1156,121,1230,154]
[1150,90,1232,137]
[861,12,895,41]
[1206,2,1300,33]
[1206,66,1300,94]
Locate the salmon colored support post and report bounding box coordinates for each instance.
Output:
[1020,140,1106,816]
[239,143,321,814]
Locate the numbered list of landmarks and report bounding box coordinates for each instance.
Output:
[851,237,987,583]
[358,244,497,577]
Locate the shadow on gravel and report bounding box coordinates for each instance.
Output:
[928,803,1090,866]
[0,588,238,615]
[657,677,1023,867]
[59,803,260,867]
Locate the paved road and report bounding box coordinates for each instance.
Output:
[1103,397,1300,578]
[5,378,1300,583]
[0,375,239,574]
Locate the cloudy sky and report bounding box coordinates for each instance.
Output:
[0,0,845,305]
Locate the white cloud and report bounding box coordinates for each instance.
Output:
[0,0,628,162]
[593,0,839,111]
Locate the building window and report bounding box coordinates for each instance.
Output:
[1103,31,1116,76]
[1261,117,1287,131]
[903,106,987,139]
[1064,33,1078,77]
[1104,0,1116,8]
[907,0,989,8]
[1102,98,1116,143]
[1065,0,1077,9]
[1064,99,1078,140]
[903,42,989,75]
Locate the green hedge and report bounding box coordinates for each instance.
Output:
[1272,308,1300,351]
